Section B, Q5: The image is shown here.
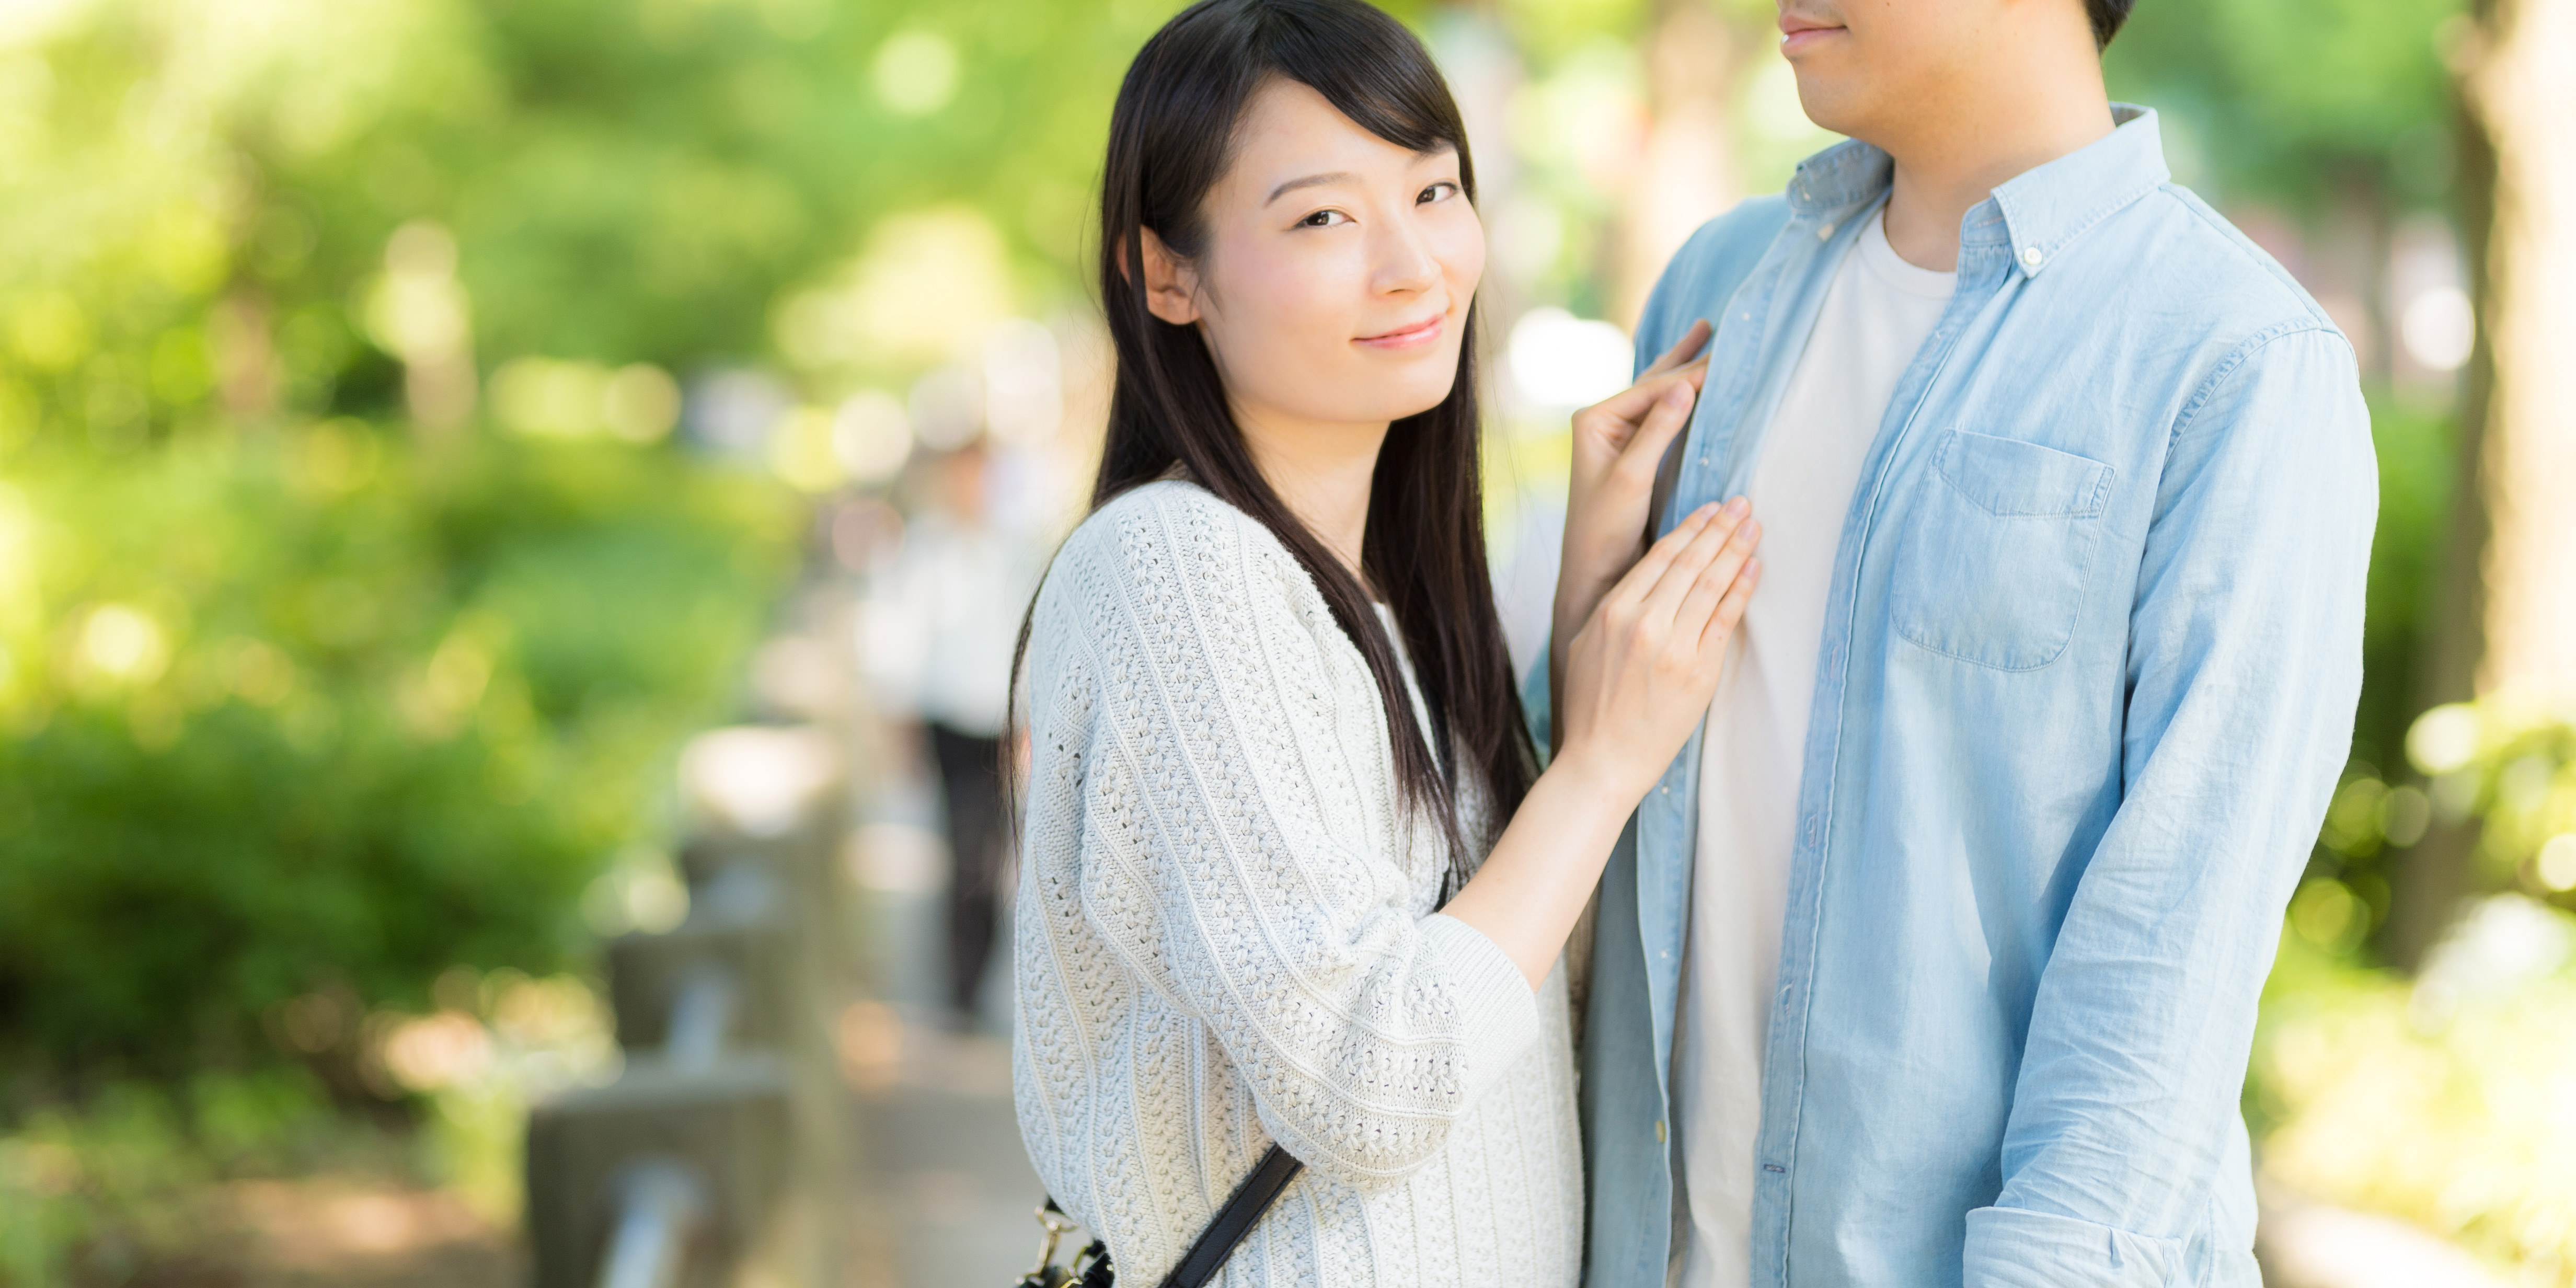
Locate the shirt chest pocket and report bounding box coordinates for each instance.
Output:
[1888,430,2115,671]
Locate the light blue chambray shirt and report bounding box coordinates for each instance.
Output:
[1536,109,2377,1288]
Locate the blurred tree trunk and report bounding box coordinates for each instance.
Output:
[210,291,281,423]
[2338,168,2396,383]
[2387,63,2498,969]
[1613,0,1746,330]
[2463,0,2576,702]
[2388,0,2574,967]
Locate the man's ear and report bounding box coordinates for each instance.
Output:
[1136,227,1202,327]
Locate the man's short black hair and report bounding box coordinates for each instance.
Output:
[2086,0,2135,47]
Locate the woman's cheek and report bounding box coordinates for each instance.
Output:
[1238,246,1328,347]
[1282,250,1368,377]
[1436,211,1485,302]
[1227,248,1346,399]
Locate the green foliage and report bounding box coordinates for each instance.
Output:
[0,0,1199,457]
[2106,0,2466,211]
[2351,397,2455,773]
[0,1069,345,1286]
[2258,694,2576,1276]
[2405,698,2576,891]
[1493,0,1652,61]
[2256,917,2576,1278]
[0,0,814,1090]
[2248,912,2576,1279]
[0,429,796,1077]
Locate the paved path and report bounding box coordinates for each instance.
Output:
[842,742,1051,1288]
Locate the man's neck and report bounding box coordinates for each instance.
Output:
[1876,62,2117,273]
[1233,405,1389,590]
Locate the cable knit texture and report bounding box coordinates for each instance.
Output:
[1013,480,1584,1287]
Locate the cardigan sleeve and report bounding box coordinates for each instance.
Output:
[1055,485,1543,1192]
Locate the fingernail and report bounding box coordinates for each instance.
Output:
[1724,496,1749,517]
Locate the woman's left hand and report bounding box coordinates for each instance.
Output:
[1551,318,1714,713]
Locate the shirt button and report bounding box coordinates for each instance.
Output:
[1655,1120,1668,1143]
[1816,222,1836,240]
[2020,245,2045,269]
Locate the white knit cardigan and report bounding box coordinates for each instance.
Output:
[1011,481,1584,1286]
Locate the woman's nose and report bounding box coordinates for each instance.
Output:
[1372,219,1442,295]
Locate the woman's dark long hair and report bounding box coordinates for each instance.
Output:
[1016,0,1534,895]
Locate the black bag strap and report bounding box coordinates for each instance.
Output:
[1155,1145,1302,1288]
[1034,1144,1301,1288]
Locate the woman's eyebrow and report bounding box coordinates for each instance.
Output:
[1264,171,1357,206]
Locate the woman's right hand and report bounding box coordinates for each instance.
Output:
[1442,498,1760,987]
[1554,498,1762,802]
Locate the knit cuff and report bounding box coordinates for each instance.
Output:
[1420,913,1545,1107]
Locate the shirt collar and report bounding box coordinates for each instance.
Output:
[1783,105,2170,279]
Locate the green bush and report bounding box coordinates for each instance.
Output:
[0,1067,356,1286]
[0,426,798,1080]
[2253,696,2576,1279]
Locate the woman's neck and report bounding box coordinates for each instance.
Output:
[1233,402,1390,591]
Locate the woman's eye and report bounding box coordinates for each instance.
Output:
[1298,209,1350,228]
[1418,181,1459,204]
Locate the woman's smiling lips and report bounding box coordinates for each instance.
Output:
[1356,313,1446,350]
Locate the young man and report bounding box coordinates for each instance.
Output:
[1567,1,2376,1285]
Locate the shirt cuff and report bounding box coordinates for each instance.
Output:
[1420,913,1544,1106]
[1963,1206,2186,1288]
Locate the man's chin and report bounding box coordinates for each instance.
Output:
[1788,76,1871,143]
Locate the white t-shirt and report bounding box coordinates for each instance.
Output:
[1673,208,1954,1288]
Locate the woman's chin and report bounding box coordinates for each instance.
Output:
[1348,362,1463,422]
[1351,386,1458,424]
[1249,359,1460,428]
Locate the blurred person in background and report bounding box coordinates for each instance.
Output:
[882,438,1045,1025]
[1009,2,1762,1285]
[1554,0,2380,1285]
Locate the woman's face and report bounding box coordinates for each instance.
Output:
[1142,78,1484,434]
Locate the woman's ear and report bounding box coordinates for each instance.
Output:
[1136,227,1202,327]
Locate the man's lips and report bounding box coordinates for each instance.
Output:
[1356,313,1445,350]
[1778,13,1844,52]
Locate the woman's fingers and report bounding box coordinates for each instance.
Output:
[1581,355,1711,440]
[1701,557,1762,654]
[1672,513,1762,640]
[1608,501,1722,612]
[1642,504,1754,627]
[1638,318,1712,379]
[1610,381,1698,486]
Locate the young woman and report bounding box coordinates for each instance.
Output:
[1010,1,1760,1283]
